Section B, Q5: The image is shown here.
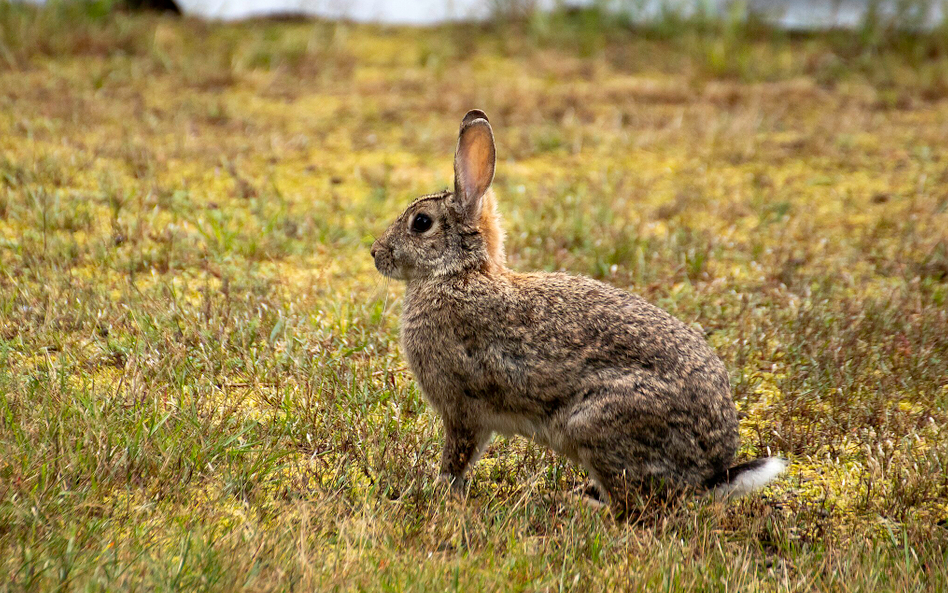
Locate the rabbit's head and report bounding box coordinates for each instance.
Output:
[372,110,505,281]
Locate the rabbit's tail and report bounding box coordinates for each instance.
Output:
[705,457,787,498]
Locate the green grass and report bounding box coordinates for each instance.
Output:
[1,3,947,591]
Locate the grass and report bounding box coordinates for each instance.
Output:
[0,2,947,590]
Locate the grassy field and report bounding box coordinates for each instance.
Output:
[1,3,947,590]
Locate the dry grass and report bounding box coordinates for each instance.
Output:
[0,3,947,591]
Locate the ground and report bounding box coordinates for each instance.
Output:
[0,3,947,591]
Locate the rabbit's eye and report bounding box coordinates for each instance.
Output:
[411,213,433,233]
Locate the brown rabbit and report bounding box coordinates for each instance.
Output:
[371,110,785,511]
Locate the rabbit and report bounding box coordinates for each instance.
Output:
[370,109,786,511]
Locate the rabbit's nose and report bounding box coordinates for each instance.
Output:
[370,243,379,258]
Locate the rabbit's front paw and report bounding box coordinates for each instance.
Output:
[435,473,467,496]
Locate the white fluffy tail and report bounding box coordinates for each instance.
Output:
[709,457,787,498]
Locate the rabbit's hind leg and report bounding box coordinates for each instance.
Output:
[569,481,608,510]
[566,391,686,516]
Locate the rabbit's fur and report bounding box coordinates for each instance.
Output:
[371,110,785,510]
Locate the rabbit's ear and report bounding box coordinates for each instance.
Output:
[452,110,495,221]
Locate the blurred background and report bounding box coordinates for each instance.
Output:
[12,0,948,27]
[1,1,947,590]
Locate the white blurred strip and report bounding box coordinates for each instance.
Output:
[172,0,526,23]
